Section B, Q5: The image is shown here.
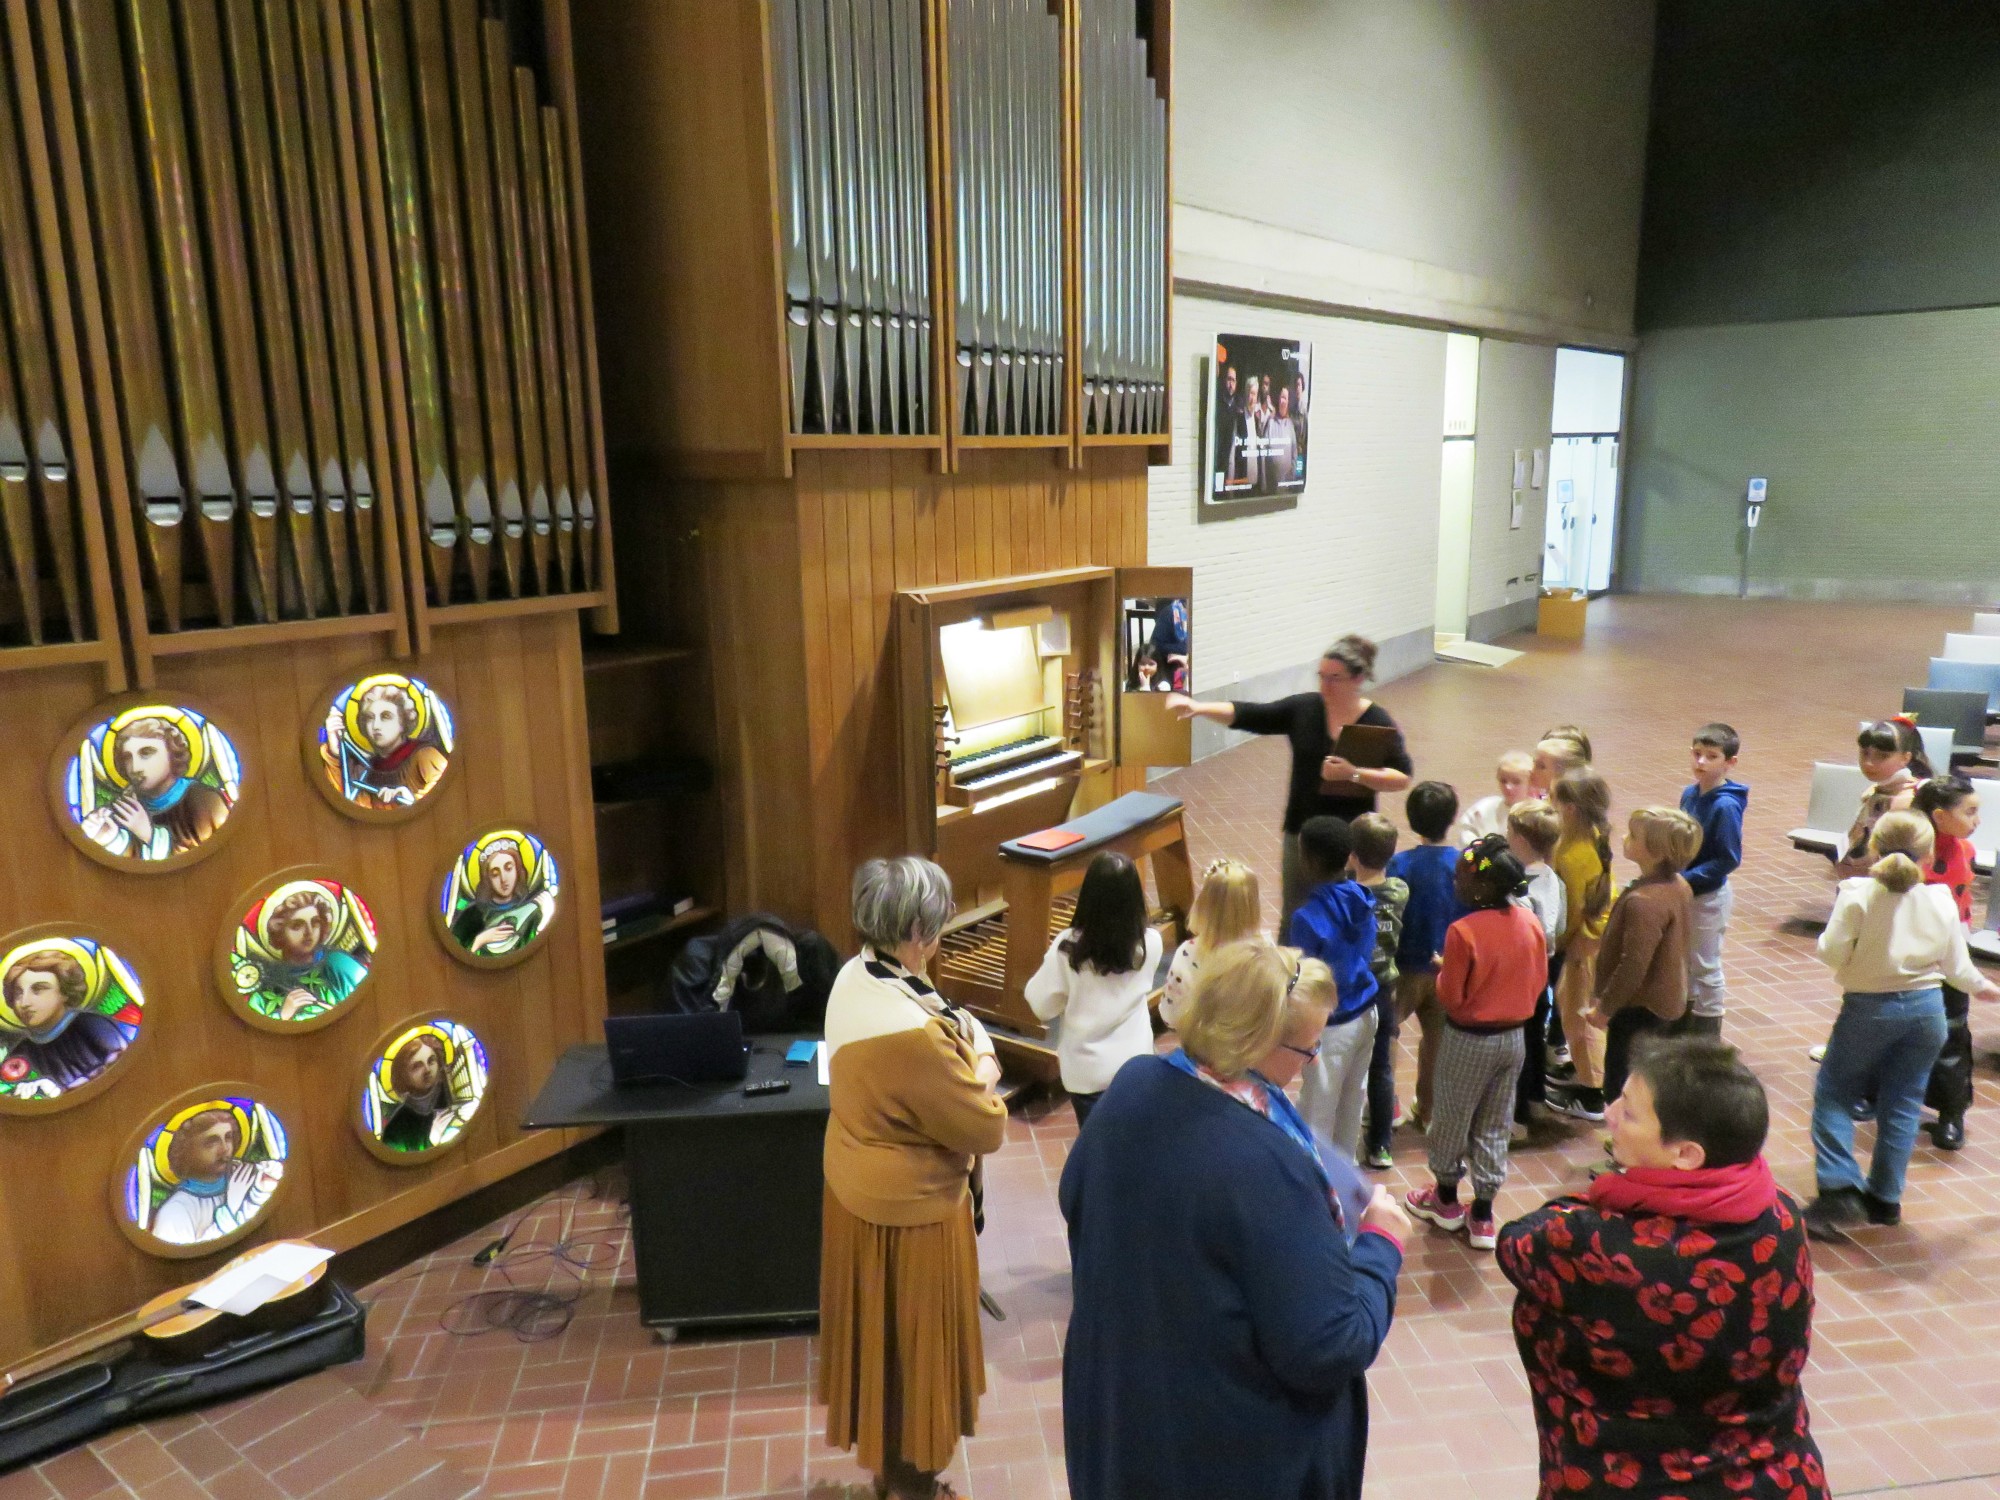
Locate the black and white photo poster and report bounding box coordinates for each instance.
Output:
[1208,334,1311,503]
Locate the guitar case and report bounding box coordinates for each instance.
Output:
[0,1280,366,1472]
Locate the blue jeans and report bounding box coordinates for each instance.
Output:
[1813,988,1948,1204]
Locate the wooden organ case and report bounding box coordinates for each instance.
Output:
[897,564,1193,1070]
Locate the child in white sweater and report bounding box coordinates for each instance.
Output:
[1453,750,1535,846]
[1805,812,1998,1243]
[1026,852,1164,1128]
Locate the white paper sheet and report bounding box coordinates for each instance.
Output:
[816,1040,830,1088]
[190,1243,333,1317]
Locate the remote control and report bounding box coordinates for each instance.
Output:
[743,1079,792,1097]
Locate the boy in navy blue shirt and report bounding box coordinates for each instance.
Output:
[1388,781,1466,1130]
[1679,723,1747,1037]
[1290,816,1379,1159]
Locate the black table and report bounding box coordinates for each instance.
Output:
[522,1035,829,1334]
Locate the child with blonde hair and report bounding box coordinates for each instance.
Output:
[1453,750,1536,845]
[1530,734,1590,798]
[1544,768,1617,1122]
[1806,812,2000,1241]
[1159,858,1262,1031]
[1590,807,1703,1105]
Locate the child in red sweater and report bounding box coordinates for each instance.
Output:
[1914,775,1980,1150]
[1405,836,1549,1249]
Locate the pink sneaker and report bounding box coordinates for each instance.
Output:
[1467,1209,1498,1251]
[1405,1185,1466,1234]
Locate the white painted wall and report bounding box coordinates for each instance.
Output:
[1173,0,1657,346]
[1154,295,1446,696]
[1468,339,1558,628]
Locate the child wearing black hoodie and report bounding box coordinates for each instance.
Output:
[1679,723,1748,1038]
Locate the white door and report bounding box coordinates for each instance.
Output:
[1585,436,1619,592]
[1435,438,1475,635]
[1434,334,1479,636]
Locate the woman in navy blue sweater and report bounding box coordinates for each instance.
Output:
[1060,938,1408,1500]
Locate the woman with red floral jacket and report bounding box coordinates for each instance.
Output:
[1497,1038,1828,1500]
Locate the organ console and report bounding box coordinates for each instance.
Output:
[896,565,1195,1075]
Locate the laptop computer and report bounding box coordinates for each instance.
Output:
[605,1011,749,1087]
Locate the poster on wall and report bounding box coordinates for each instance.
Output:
[1204,334,1311,516]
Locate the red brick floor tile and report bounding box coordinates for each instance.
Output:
[33,1449,120,1500]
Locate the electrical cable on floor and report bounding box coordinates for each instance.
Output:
[437,1176,630,1344]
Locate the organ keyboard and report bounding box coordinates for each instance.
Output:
[944,734,1084,807]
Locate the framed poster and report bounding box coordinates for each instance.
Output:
[1200,334,1311,521]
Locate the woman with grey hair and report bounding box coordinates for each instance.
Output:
[819,856,1006,1500]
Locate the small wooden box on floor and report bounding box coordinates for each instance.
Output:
[1538,589,1591,640]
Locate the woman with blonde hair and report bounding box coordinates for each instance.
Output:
[1158,857,1262,1030]
[1060,938,1409,1500]
[1807,812,2000,1241]
[820,857,1007,1499]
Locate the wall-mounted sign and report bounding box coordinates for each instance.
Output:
[1203,334,1310,518]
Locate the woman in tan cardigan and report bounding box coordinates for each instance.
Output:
[821,856,1007,1500]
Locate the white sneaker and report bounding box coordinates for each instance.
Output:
[1808,1043,1827,1063]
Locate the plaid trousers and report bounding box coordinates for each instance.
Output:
[1427,1023,1526,1200]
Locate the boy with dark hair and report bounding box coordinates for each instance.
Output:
[1289,816,1379,1159]
[1679,723,1747,1038]
[1388,781,1465,1130]
[1349,812,1407,1169]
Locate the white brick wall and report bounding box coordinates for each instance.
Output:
[1467,339,1558,621]
[1150,295,1448,695]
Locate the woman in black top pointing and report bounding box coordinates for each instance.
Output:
[1170,635,1413,932]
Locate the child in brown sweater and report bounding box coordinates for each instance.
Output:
[1591,807,1703,1104]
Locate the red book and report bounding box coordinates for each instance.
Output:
[1016,827,1085,853]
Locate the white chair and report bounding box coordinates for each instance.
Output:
[1789,762,1871,856]
[1967,782,2000,877]
[1971,614,2000,637]
[1927,658,2000,715]
[1943,633,2000,664]
[1855,721,1950,776]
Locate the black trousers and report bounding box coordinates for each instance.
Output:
[1365,981,1399,1155]
[1603,1009,1668,1106]
[1925,985,1974,1122]
[1070,1090,1104,1129]
[1671,1011,1725,1039]
[1515,987,1549,1123]
[1543,952,1568,1054]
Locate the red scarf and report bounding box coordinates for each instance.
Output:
[370,740,419,772]
[1587,1156,1779,1225]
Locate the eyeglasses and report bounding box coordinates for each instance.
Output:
[1279,1039,1322,1063]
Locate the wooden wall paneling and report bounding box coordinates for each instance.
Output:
[568,0,788,480]
[0,616,606,1369]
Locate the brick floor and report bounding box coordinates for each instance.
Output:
[9,595,2000,1499]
